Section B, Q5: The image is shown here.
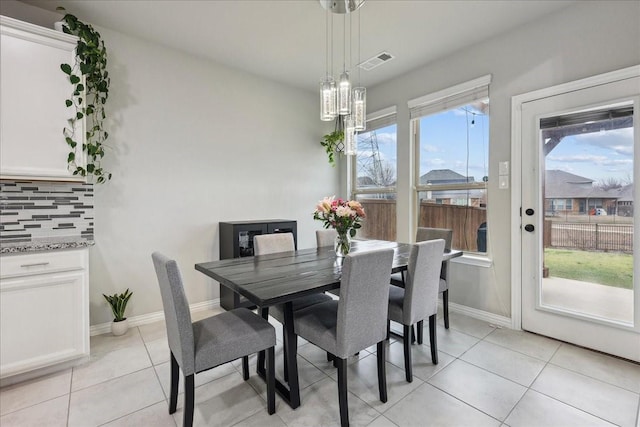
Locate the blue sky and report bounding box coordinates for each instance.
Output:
[545,128,633,183]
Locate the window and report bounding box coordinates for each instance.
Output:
[410,76,491,253]
[351,107,397,241]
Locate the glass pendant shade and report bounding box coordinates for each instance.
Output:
[320,77,337,121]
[353,87,366,131]
[338,71,351,115]
[344,115,356,155]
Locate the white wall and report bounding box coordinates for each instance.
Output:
[368,0,640,318]
[2,1,339,325]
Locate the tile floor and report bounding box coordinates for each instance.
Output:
[1,309,639,427]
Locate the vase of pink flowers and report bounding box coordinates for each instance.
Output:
[313,196,366,257]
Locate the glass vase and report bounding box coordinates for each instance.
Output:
[334,231,352,257]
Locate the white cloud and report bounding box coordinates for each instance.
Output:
[423,144,440,153]
[547,154,632,166]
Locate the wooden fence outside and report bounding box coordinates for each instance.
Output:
[357,199,487,251]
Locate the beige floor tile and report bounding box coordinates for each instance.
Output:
[386,340,456,382]
[504,390,616,427]
[435,327,480,357]
[90,327,144,356]
[298,340,372,375]
[145,337,171,366]
[0,369,71,415]
[276,376,380,427]
[101,401,176,427]
[232,410,287,427]
[171,371,268,427]
[0,395,69,427]
[154,360,237,397]
[138,320,168,343]
[531,364,639,427]
[71,343,152,391]
[68,367,165,426]
[484,328,560,361]
[384,383,500,427]
[366,415,398,427]
[461,340,547,386]
[327,352,424,412]
[550,343,640,393]
[428,360,526,421]
[438,312,497,339]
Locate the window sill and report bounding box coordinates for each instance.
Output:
[451,254,493,268]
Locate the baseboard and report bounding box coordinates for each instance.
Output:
[445,301,513,329]
[90,299,220,336]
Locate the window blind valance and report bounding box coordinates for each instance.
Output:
[408,75,491,119]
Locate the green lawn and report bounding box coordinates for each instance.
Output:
[544,249,633,289]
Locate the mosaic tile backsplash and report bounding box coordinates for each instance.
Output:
[0,181,94,242]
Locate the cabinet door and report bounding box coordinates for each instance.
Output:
[0,17,85,181]
[0,270,89,378]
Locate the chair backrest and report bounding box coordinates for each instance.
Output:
[253,232,295,256]
[402,239,446,325]
[416,227,452,250]
[151,252,196,375]
[336,248,395,357]
[416,227,452,280]
[316,229,338,248]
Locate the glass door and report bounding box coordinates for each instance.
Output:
[521,75,640,362]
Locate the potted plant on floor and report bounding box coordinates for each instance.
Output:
[103,289,133,336]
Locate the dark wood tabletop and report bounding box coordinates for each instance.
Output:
[195,239,462,308]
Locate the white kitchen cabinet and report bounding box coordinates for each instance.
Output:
[0,16,85,181]
[0,249,90,379]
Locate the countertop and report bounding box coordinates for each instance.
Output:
[0,236,95,254]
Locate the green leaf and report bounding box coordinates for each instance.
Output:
[87,163,95,173]
[67,152,75,163]
[76,84,84,92]
[60,63,72,75]
[65,99,72,107]
[76,112,84,120]
[70,75,80,84]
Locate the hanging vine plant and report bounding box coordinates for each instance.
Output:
[320,116,345,167]
[57,7,112,183]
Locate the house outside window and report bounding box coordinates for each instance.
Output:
[351,107,397,241]
[409,76,491,253]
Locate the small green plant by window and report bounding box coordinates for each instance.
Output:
[57,7,112,183]
[103,289,133,322]
[320,116,345,167]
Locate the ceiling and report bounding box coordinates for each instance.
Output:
[22,0,576,93]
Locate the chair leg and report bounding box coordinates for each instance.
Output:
[336,357,349,427]
[376,341,387,403]
[386,319,391,340]
[417,320,424,345]
[266,346,276,415]
[169,352,179,414]
[411,325,416,344]
[242,355,249,381]
[184,374,195,427]
[443,289,449,329]
[403,324,413,382]
[327,351,334,362]
[429,314,438,365]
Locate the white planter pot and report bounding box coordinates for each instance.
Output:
[111,318,129,336]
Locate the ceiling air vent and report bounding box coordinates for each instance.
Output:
[357,51,395,71]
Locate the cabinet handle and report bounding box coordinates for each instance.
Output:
[20,262,50,268]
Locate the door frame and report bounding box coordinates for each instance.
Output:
[510,65,640,330]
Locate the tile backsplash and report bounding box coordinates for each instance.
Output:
[0,181,94,242]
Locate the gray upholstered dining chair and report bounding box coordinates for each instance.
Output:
[316,228,338,248]
[291,248,395,427]
[388,239,445,382]
[254,233,333,377]
[152,252,276,427]
[391,227,453,330]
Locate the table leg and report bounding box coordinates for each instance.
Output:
[256,303,301,409]
[257,307,269,374]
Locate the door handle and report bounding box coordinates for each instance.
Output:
[524,224,535,232]
[525,208,534,216]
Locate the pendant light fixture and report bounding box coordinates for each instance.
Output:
[319,0,367,148]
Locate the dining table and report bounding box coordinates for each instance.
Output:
[195,239,462,409]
